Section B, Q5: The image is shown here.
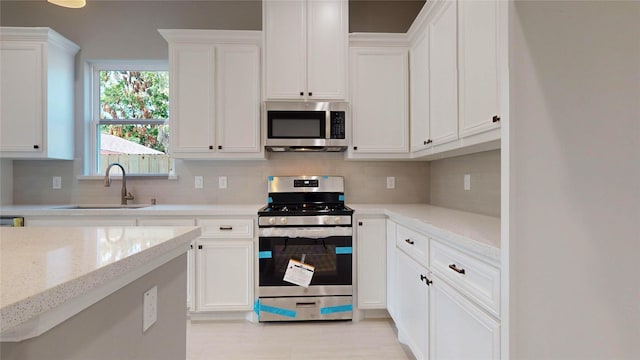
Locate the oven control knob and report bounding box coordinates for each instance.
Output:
[333,217,341,224]
[323,217,331,224]
[268,217,276,225]
[279,217,288,225]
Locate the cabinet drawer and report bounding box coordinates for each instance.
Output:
[396,224,429,267]
[430,239,500,316]
[196,218,254,238]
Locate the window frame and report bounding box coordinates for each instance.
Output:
[88,61,172,177]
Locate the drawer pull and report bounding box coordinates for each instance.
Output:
[404,238,415,245]
[449,264,466,274]
[420,274,432,286]
[296,302,317,307]
[219,226,233,231]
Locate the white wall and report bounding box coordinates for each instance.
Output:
[509,1,640,358]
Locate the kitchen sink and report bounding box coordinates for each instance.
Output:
[55,204,152,210]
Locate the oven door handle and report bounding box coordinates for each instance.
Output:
[259,227,353,238]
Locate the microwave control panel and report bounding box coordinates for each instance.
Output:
[330,111,346,139]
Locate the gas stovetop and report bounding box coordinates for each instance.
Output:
[258,204,354,216]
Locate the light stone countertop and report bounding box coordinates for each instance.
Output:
[0,204,263,217]
[350,204,501,262]
[0,226,201,341]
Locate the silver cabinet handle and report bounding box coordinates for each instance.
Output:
[219,226,233,231]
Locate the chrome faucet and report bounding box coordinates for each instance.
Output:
[104,162,134,205]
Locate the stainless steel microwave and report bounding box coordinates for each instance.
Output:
[264,102,348,152]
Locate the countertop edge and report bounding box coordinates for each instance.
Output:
[0,226,201,342]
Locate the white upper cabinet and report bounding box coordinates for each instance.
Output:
[349,43,409,157]
[160,30,262,159]
[458,0,503,137]
[264,0,348,100]
[428,0,459,146]
[0,27,79,160]
[409,29,431,152]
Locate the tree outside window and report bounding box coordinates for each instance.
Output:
[95,67,172,175]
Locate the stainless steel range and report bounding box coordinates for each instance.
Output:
[257,176,354,322]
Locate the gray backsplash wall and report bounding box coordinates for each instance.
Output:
[12,155,430,205]
[429,150,501,217]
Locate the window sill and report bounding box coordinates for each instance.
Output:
[77,174,178,181]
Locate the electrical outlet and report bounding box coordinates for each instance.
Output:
[386,176,396,189]
[194,176,204,189]
[464,174,471,191]
[143,286,157,332]
[218,176,227,189]
[52,176,62,190]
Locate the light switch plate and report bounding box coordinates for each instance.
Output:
[386,176,395,189]
[194,176,204,189]
[464,174,471,191]
[143,286,157,332]
[218,176,227,189]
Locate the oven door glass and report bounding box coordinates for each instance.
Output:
[267,111,326,139]
[259,236,352,286]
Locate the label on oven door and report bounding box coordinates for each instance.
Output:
[283,259,315,288]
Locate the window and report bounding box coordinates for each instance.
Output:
[90,63,172,176]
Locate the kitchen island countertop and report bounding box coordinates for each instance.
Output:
[0,226,200,341]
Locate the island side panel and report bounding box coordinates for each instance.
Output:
[1,254,188,360]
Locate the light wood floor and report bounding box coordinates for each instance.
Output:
[186,319,414,360]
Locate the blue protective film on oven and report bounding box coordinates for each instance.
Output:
[335,246,352,254]
[268,176,274,181]
[259,303,297,318]
[339,195,345,201]
[322,176,329,179]
[258,251,273,259]
[268,197,273,203]
[320,304,353,315]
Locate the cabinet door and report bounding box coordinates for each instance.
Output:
[356,218,387,309]
[196,239,254,311]
[0,43,43,153]
[307,0,348,99]
[430,276,501,360]
[216,45,261,153]
[429,0,459,146]
[264,0,307,99]
[170,44,215,154]
[410,29,431,152]
[395,249,429,360]
[458,0,502,137]
[350,48,409,154]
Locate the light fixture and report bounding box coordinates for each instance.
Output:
[47,0,86,9]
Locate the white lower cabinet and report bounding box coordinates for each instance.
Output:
[395,248,430,360]
[387,219,501,360]
[430,275,501,360]
[193,217,255,312]
[194,238,253,311]
[356,217,387,309]
[25,217,137,227]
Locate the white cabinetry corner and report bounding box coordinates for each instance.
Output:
[355,217,387,309]
[194,218,254,312]
[0,27,79,160]
[388,218,501,360]
[263,0,348,100]
[159,30,262,159]
[405,0,505,160]
[348,34,409,159]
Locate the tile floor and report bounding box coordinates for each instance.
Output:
[186,318,414,360]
